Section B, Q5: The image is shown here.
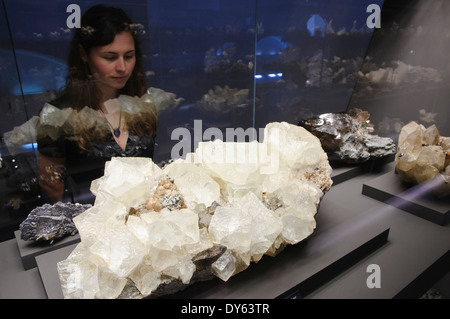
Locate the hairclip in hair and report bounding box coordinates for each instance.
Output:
[129,23,145,35]
[81,26,95,35]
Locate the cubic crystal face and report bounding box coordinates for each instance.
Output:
[395,121,450,197]
[57,121,332,298]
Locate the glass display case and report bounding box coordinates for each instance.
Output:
[2,0,449,244]
[349,0,450,138]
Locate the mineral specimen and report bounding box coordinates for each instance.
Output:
[196,85,249,113]
[5,87,181,150]
[20,202,92,242]
[146,87,184,113]
[395,121,450,197]
[57,122,332,299]
[299,108,396,163]
[363,61,442,87]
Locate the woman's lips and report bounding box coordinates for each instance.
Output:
[111,76,128,82]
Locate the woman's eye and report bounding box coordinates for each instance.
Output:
[104,56,116,61]
[125,55,135,60]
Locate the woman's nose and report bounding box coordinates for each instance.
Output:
[115,58,126,72]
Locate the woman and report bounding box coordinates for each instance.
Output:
[37,5,157,203]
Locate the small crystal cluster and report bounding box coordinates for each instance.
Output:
[395,121,450,197]
[197,85,249,113]
[57,122,332,299]
[299,108,396,163]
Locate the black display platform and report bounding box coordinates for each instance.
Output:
[14,230,80,270]
[35,227,389,299]
[331,165,364,185]
[330,155,394,186]
[163,228,390,299]
[362,171,450,226]
[36,244,75,299]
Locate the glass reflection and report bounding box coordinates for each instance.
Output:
[0,0,404,242]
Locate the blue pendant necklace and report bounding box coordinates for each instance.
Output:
[104,109,122,138]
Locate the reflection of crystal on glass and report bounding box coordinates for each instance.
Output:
[40,103,73,127]
[4,116,39,154]
[57,121,332,299]
[354,60,443,97]
[146,87,184,112]
[197,85,249,113]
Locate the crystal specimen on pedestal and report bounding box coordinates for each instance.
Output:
[299,108,396,163]
[20,202,91,242]
[57,121,332,298]
[395,121,449,197]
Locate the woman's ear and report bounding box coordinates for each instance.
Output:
[78,44,88,62]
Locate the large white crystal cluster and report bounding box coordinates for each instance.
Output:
[57,122,332,298]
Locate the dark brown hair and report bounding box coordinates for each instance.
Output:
[51,5,157,151]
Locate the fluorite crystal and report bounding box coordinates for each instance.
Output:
[395,121,450,197]
[20,202,92,242]
[57,121,332,299]
[299,108,396,163]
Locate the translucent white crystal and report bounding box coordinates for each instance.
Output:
[208,206,252,255]
[93,157,163,207]
[95,268,128,299]
[145,209,200,251]
[208,192,282,264]
[194,140,261,185]
[73,199,128,247]
[183,227,214,256]
[211,249,236,282]
[58,121,333,298]
[272,184,317,244]
[225,183,262,203]
[57,243,99,299]
[88,219,147,278]
[126,215,151,246]
[129,263,161,297]
[57,242,128,299]
[162,258,196,284]
[264,122,323,169]
[164,160,220,207]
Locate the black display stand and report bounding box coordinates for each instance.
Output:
[159,227,390,299]
[362,171,450,226]
[330,155,394,186]
[277,228,389,298]
[331,165,364,185]
[14,230,80,270]
[36,244,75,299]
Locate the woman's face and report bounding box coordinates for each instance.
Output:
[83,31,136,99]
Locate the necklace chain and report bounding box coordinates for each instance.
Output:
[102,109,122,138]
